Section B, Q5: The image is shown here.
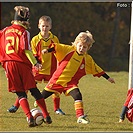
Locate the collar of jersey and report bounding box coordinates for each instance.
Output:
[38,31,54,41]
[13,21,27,29]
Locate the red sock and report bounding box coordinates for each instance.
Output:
[14,98,20,108]
[19,98,32,119]
[53,97,60,111]
[76,109,84,118]
[14,91,28,108]
[36,98,49,118]
[74,100,84,118]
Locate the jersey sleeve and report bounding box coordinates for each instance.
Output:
[25,50,37,65]
[31,36,38,56]
[85,55,105,77]
[54,35,59,43]
[54,43,74,62]
[22,30,31,51]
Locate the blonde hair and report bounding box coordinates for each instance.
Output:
[72,30,95,48]
[38,15,52,26]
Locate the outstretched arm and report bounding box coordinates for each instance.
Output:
[108,77,115,83]
[102,73,115,83]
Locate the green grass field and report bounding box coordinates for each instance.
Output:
[0,65,133,132]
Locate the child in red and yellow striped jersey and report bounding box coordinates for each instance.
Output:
[41,30,115,124]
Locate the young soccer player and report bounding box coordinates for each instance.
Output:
[119,88,133,123]
[41,30,115,124]
[7,15,65,115]
[0,6,52,127]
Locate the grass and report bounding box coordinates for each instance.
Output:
[0,65,133,132]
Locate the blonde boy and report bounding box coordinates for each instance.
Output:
[41,31,115,124]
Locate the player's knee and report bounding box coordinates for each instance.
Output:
[16,92,27,99]
[30,88,43,100]
[42,90,53,99]
[69,89,82,101]
[74,91,82,100]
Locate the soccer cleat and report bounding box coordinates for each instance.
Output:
[44,116,52,124]
[118,118,124,123]
[34,101,38,108]
[7,105,18,113]
[77,115,90,124]
[55,108,65,115]
[27,117,36,127]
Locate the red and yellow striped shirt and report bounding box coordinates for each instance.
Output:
[0,23,32,67]
[48,43,105,87]
[31,31,59,75]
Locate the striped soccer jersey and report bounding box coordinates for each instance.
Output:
[48,43,105,87]
[31,31,59,75]
[0,23,32,67]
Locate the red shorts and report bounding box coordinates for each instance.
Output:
[34,73,51,83]
[45,82,78,96]
[32,67,52,83]
[3,61,37,92]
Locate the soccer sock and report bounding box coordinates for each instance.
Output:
[14,90,28,108]
[74,100,84,118]
[14,98,20,108]
[52,94,60,111]
[36,98,49,118]
[19,97,32,119]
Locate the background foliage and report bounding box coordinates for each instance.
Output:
[0,2,131,71]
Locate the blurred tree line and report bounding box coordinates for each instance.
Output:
[0,2,131,71]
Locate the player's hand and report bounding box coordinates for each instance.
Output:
[108,78,115,84]
[42,49,48,54]
[34,63,42,71]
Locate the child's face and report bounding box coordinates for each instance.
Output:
[38,21,51,34]
[76,42,89,55]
